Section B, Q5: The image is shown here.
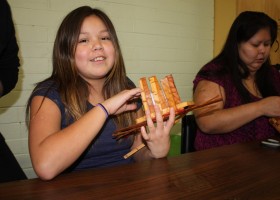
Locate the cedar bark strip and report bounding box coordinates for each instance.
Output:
[139,77,154,114]
[161,76,176,112]
[149,76,168,115]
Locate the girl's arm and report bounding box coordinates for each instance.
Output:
[29,96,108,180]
[29,88,141,180]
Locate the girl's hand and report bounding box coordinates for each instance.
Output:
[102,88,142,115]
[140,104,175,158]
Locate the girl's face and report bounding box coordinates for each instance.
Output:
[238,28,272,74]
[75,15,115,83]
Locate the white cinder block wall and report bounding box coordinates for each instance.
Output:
[0,0,214,178]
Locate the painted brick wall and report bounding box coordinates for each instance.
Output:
[0,0,214,178]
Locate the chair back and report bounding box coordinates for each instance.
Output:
[0,133,27,183]
[181,115,197,154]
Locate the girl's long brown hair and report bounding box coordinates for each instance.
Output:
[26,6,136,128]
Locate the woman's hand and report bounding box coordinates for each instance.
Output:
[140,104,175,158]
[257,96,280,117]
[102,88,142,115]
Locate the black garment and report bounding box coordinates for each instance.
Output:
[0,0,20,97]
[0,133,27,183]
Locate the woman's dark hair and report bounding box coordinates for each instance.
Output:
[198,11,278,103]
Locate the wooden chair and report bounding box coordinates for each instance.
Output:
[181,115,197,154]
[0,133,27,183]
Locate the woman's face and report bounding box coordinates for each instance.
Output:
[75,15,115,83]
[238,28,272,74]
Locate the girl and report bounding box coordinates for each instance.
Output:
[26,6,175,180]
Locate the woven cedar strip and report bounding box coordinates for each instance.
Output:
[139,77,154,113]
[113,113,185,139]
[161,76,177,112]
[166,75,181,104]
[149,76,168,111]
[113,95,223,139]
[166,74,185,112]
[136,74,190,124]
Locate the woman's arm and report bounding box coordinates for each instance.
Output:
[193,80,264,134]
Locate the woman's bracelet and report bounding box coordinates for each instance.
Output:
[97,103,109,118]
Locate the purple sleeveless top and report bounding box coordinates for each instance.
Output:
[193,62,280,151]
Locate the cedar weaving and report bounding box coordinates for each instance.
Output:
[113,74,222,140]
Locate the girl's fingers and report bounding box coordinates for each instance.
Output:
[123,103,137,112]
[106,88,141,115]
[125,88,142,101]
[165,107,175,129]
[144,104,175,131]
[145,107,155,132]
[154,104,164,128]
[141,126,149,140]
[142,105,175,142]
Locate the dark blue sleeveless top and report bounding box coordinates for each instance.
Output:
[31,78,141,172]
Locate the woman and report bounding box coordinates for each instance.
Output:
[26,6,175,180]
[193,11,280,150]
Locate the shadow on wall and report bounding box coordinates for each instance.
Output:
[0,87,22,114]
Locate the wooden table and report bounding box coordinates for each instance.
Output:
[1,138,280,199]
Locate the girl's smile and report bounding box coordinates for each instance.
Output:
[75,15,115,82]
